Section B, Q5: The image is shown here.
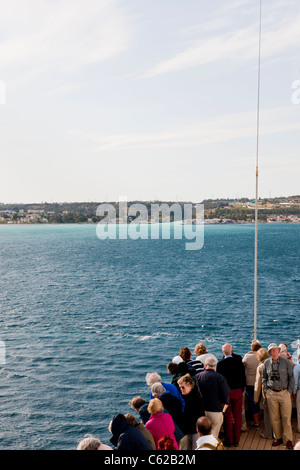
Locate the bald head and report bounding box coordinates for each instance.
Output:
[222,343,233,357]
[196,416,212,436]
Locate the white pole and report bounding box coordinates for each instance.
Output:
[254,0,262,341]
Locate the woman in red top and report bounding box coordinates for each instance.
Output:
[145,398,179,450]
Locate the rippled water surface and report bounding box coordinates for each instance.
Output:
[0,223,299,449]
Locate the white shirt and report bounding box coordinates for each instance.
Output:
[196,353,218,364]
[196,434,219,450]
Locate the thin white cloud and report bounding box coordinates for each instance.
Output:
[77,106,300,151]
[139,28,256,78]
[140,9,300,78]
[0,0,132,74]
[48,82,86,96]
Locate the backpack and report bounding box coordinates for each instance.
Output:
[197,437,225,450]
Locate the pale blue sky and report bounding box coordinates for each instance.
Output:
[1,0,300,203]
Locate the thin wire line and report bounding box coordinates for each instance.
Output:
[254,0,262,341]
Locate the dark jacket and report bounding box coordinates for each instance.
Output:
[216,356,246,391]
[195,369,230,412]
[172,363,196,387]
[139,402,151,424]
[159,392,185,436]
[135,422,156,450]
[181,387,205,435]
[110,414,153,450]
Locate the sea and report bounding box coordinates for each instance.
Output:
[0,222,299,449]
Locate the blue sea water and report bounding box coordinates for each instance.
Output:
[0,223,299,449]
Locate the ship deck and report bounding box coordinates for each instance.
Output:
[223,417,300,451]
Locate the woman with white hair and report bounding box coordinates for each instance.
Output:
[77,434,112,450]
[146,371,185,411]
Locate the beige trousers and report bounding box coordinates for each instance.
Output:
[205,411,223,438]
[179,433,198,450]
[266,389,293,443]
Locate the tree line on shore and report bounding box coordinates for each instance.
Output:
[0,196,299,224]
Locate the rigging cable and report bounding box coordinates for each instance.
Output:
[254,0,262,341]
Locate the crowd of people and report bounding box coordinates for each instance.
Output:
[77,341,300,451]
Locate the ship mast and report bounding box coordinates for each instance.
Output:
[254,0,262,341]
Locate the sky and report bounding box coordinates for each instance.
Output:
[0,0,300,203]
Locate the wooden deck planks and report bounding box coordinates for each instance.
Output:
[223,417,299,450]
[249,428,262,450]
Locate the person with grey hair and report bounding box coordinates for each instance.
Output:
[205,356,218,368]
[151,382,184,435]
[77,434,112,450]
[146,371,185,411]
[195,356,230,438]
[151,382,167,396]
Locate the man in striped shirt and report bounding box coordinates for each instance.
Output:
[179,347,205,374]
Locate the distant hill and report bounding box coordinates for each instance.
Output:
[0,196,299,224]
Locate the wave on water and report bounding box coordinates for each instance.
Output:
[136,332,180,341]
[0,223,299,449]
[138,332,175,341]
[139,335,157,341]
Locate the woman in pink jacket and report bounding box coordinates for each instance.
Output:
[145,398,179,450]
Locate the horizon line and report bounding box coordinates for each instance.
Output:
[0,194,299,206]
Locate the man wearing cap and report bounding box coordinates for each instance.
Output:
[262,343,295,449]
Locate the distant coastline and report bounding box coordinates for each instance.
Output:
[0,195,300,225]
